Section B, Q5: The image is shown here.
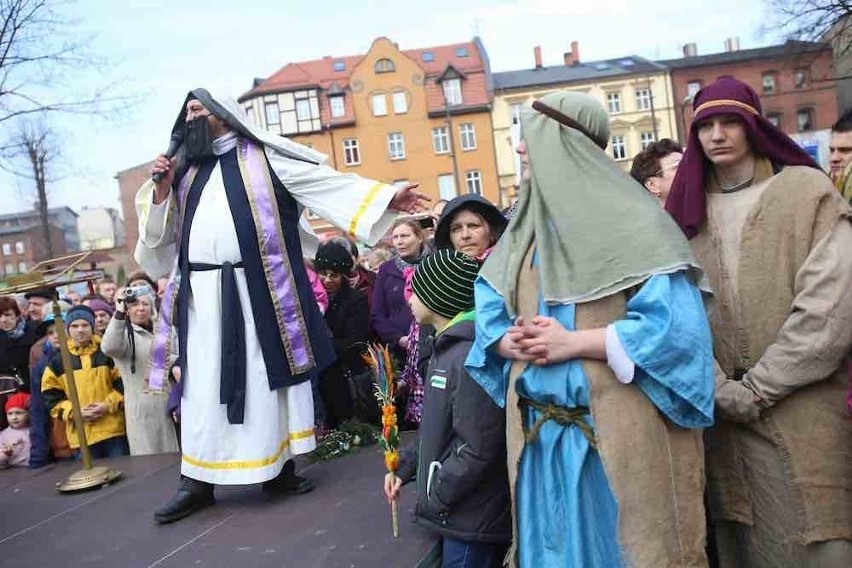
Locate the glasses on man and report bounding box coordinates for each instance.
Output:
[652,159,682,178]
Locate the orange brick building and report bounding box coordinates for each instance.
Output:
[238,37,501,229]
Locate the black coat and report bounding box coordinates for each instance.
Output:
[0,326,35,389]
[397,317,511,544]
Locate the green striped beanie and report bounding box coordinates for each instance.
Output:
[411,250,480,319]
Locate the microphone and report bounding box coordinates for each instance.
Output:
[151,131,185,183]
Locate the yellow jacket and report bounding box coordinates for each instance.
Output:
[41,336,125,449]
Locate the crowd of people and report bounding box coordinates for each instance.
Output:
[2,79,851,567]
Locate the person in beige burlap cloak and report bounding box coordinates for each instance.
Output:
[465,91,715,567]
[666,77,852,567]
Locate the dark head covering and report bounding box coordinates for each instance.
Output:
[411,250,480,319]
[65,305,95,332]
[434,194,508,251]
[666,77,820,239]
[314,242,355,274]
[24,288,54,301]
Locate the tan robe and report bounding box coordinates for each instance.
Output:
[504,246,708,567]
[691,163,852,563]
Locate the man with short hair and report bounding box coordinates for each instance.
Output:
[23,289,51,326]
[629,138,684,205]
[96,277,117,306]
[667,78,852,567]
[136,89,428,524]
[829,108,852,202]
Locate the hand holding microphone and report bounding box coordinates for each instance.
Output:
[150,131,184,204]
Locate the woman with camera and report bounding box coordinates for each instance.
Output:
[101,283,179,456]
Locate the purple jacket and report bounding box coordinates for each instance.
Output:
[370,261,413,346]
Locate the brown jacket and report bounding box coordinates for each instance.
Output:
[691,165,852,543]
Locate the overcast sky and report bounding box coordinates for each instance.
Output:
[0,0,775,216]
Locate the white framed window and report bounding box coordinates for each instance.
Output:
[766,113,782,128]
[17,261,26,273]
[372,93,387,116]
[14,241,24,254]
[640,131,656,150]
[793,69,808,89]
[635,89,651,111]
[330,95,345,118]
[392,91,408,114]
[762,73,777,94]
[607,92,621,114]
[687,81,702,98]
[1,243,10,255]
[264,102,280,125]
[797,108,814,132]
[438,174,457,201]
[343,138,361,166]
[432,126,449,154]
[611,135,627,160]
[510,103,522,126]
[387,132,405,160]
[459,123,476,151]
[465,170,483,195]
[375,58,395,73]
[4,263,13,275]
[443,78,463,106]
[295,98,312,121]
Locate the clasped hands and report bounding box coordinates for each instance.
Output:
[80,402,108,423]
[496,316,579,366]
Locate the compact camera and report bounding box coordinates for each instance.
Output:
[124,284,151,305]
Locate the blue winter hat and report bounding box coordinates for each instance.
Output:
[65,305,95,331]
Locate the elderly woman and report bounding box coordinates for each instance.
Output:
[466,92,714,567]
[400,194,509,424]
[101,287,178,456]
[314,242,371,428]
[666,77,852,567]
[629,139,683,205]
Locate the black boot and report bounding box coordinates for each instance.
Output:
[262,459,315,495]
[154,476,215,524]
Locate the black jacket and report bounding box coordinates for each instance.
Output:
[324,284,370,372]
[397,316,511,543]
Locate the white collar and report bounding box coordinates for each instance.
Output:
[212,131,238,156]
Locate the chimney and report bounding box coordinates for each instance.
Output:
[563,41,580,66]
[683,43,697,58]
[534,45,543,69]
[724,37,740,52]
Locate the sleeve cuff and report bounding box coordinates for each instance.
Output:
[606,324,635,384]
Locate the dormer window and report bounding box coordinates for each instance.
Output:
[422,51,434,62]
[333,60,346,72]
[442,78,463,105]
[455,47,469,57]
[375,58,395,74]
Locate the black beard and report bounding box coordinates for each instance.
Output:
[184,115,215,163]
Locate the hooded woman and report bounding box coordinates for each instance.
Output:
[465,92,714,567]
[666,77,852,567]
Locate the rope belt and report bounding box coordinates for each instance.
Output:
[519,396,598,449]
[188,261,246,424]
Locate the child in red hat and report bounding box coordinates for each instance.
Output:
[0,392,31,468]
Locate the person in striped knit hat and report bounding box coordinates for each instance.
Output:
[385,250,510,567]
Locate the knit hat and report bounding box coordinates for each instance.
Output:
[65,305,95,331]
[314,242,355,274]
[86,297,114,316]
[5,392,30,413]
[411,250,480,319]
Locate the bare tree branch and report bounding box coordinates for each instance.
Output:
[763,0,852,58]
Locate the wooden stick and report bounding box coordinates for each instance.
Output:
[391,498,399,538]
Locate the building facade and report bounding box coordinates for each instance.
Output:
[664,39,838,141]
[115,160,153,259]
[0,207,79,253]
[0,224,66,279]
[239,37,500,230]
[78,206,125,251]
[491,43,678,200]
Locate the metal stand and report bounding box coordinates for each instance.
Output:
[2,252,121,491]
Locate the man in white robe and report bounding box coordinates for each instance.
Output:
[135,89,427,524]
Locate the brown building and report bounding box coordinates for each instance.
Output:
[663,39,838,140]
[0,224,66,280]
[116,160,154,260]
[238,37,500,229]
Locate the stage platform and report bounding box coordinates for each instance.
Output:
[0,442,439,568]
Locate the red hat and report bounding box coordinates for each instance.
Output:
[5,392,30,413]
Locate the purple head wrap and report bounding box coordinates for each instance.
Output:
[666,77,820,238]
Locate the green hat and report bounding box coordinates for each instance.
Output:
[411,250,480,319]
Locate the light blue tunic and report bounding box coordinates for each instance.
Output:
[465,269,714,567]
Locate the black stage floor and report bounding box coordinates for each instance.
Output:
[0,443,439,567]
